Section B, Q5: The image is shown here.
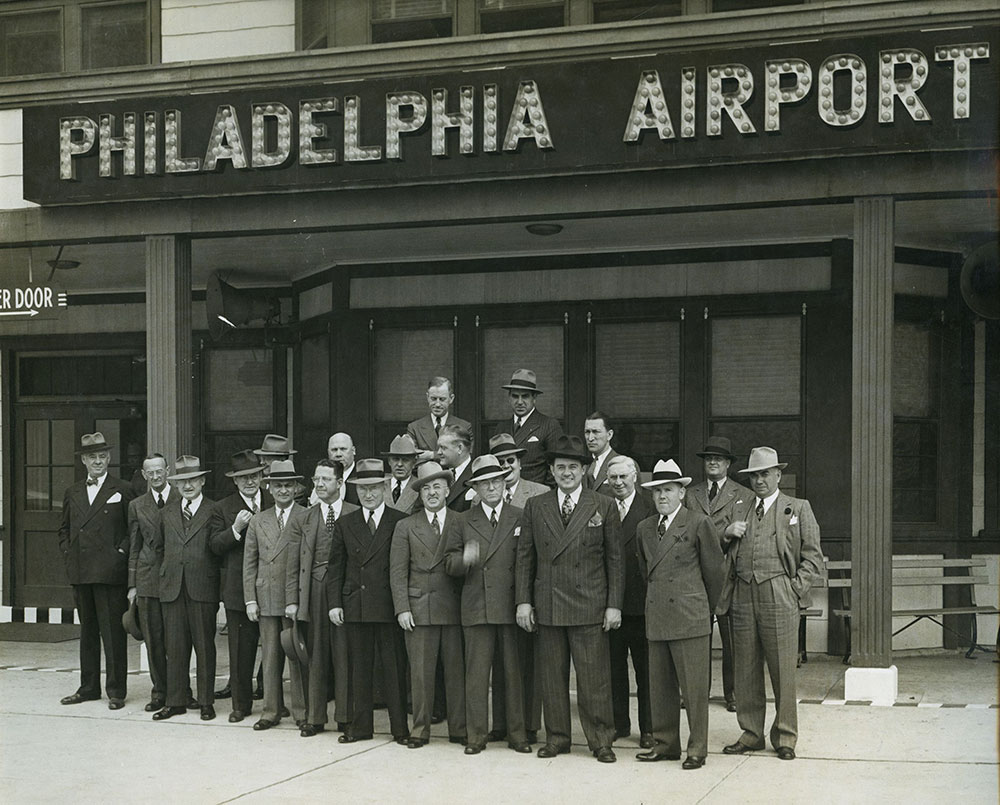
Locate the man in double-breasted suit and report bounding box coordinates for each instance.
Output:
[493,369,564,488]
[437,423,475,513]
[406,376,472,459]
[244,460,307,730]
[152,456,224,722]
[515,435,623,763]
[445,455,531,754]
[58,432,135,709]
[327,459,410,744]
[584,412,619,494]
[285,459,358,736]
[127,453,172,711]
[684,436,752,713]
[391,461,467,747]
[720,447,824,761]
[383,434,421,515]
[636,459,725,770]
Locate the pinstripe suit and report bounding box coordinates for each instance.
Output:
[386,478,420,515]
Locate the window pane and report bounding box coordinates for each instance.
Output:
[206,349,274,430]
[0,10,62,77]
[26,467,49,511]
[301,0,329,49]
[51,419,76,465]
[374,328,453,421]
[94,419,121,468]
[25,420,49,465]
[893,322,938,417]
[712,0,803,11]
[371,18,451,42]
[593,0,681,23]
[709,419,800,493]
[82,2,148,70]
[373,0,454,18]
[595,321,679,418]
[301,334,330,428]
[711,316,800,416]
[480,5,563,33]
[52,466,76,509]
[893,420,937,522]
[482,325,563,421]
[618,422,679,474]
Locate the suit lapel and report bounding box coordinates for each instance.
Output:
[80,478,116,524]
[514,410,542,446]
[361,509,392,564]
[413,513,439,555]
[183,498,210,542]
[551,490,597,559]
[484,505,516,563]
[647,507,687,573]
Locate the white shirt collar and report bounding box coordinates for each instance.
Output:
[481,500,503,520]
[239,491,260,510]
[453,456,471,480]
[152,483,171,502]
[183,494,204,515]
[616,489,636,516]
[560,485,583,508]
[365,502,385,526]
[759,488,780,513]
[515,408,535,425]
[708,476,727,490]
[659,503,681,531]
[321,498,342,520]
[425,507,447,526]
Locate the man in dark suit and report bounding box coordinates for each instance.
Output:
[583,411,619,494]
[636,459,725,770]
[383,434,421,515]
[152,456,224,722]
[436,423,475,512]
[327,432,360,506]
[515,434,623,763]
[720,447,824,761]
[684,436,753,713]
[127,453,172,711]
[327,459,409,745]
[285,458,358,737]
[604,455,656,748]
[494,369,564,488]
[58,432,135,709]
[406,376,472,460]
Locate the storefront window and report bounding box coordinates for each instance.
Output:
[479,0,564,34]
[592,0,680,24]
[0,9,63,76]
[372,0,454,43]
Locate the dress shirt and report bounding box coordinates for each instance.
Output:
[184,494,204,517]
[658,503,681,533]
[558,485,583,513]
[590,446,613,480]
[365,502,386,530]
[615,489,636,520]
[757,488,780,516]
[152,484,172,508]
[86,473,107,504]
[233,491,262,539]
[480,500,504,522]
[424,507,448,529]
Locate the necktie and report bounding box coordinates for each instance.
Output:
[560,494,573,525]
[657,516,666,539]
[756,499,765,521]
[617,499,627,521]
[709,481,719,502]
[434,417,441,436]
[251,498,259,514]
[87,477,99,486]
[367,511,377,535]
[392,482,401,503]
[504,488,513,505]
[490,509,498,529]
[326,505,336,536]
[432,513,441,536]
[514,417,523,433]
[277,507,286,531]
[183,501,192,523]
[156,493,164,509]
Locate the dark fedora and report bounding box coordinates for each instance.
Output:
[489,433,527,458]
[695,436,736,461]
[76,432,113,455]
[280,620,309,666]
[545,434,592,465]
[225,449,265,478]
[502,368,543,394]
[122,598,143,641]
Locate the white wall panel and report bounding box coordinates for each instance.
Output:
[161,0,295,63]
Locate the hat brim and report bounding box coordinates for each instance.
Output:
[76,443,114,455]
[545,451,592,465]
[737,463,787,473]
[280,624,309,665]
[254,448,298,456]
[412,470,454,491]
[491,446,527,457]
[347,475,390,485]
[502,383,543,393]
[225,466,266,478]
[381,450,421,457]
[465,468,511,487]
[641,477,692,489]
[122,601,143,641]
[167,470,211,481]
[695,450,736,461]
[267,473,304,481]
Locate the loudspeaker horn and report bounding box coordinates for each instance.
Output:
[960,241,999,320]
[206,272,281,340]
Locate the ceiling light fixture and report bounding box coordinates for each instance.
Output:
[525,223,563,236]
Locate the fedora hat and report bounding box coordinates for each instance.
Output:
[502,368,543,394]
[545,434,591,465]
[489,433,527,457]
[411,460,454,491]
[122,598,143,641]
[266,459,303,481]
[346,458,390,485]
[738,446,788,474]
[280,620,309,666]
[465,455,511,487]
[695,436,736,461]
[167,455,211,481]
[641,459,692,488]
[254,434,297,457]
[76,432,113,455]
[381,434,421,457]
[225,449,265,477]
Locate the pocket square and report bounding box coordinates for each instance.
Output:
[107,492,122,503]
[464,488,476,501]
[527,436,540,443]
[588,515,604,527]
[789,515,799,525]
[514,526,521,536]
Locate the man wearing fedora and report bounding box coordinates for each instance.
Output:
[243,460,307,731]
[58,432,136,709]
[494,369,564,488]
[285,458,358,737]
[684,436,752,714]
[406,376,472,459]
[214,449,273,722]
[328,459,410,744]
[515,434,623,763]
[636,459,725,770]
[436,423,475,513]
[720,447,824,761]
[391,461,467,748]
[127,452,173,712]
[444,455,531,755]
[583,411,619,494]
[153,456,225,722]
[383,434,421,514]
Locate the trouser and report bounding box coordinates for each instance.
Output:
[405,624,466,741]
[137,594,168,703]
[258,616,300,722]
[491,626,542,735]
[344,622,408,739]
[608,613,651,736]
[73,583,128,700]
[331,614,352,723]
[299,585,332,725]
[713,612,736,704]
[162,587,216,708]
[464,623,526,746]
[648,635,711,758]
[225,607,259,715]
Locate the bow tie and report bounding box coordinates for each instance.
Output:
[87,478,99,486]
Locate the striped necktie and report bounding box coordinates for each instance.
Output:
[183,500,193,523]
[490,509,498,529]
[657,516,666,539]
[277,507,286,531]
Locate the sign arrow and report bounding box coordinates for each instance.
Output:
[0,309,39,317]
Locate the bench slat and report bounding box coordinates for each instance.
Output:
[832,606,999,618]
[826,575,987,588]
[825,558,987,571]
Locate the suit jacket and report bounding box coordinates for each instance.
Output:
[446,461,475,513]
[390,509,463,625]
[127,486,174,595]
[341,465,361,506]
[242,503,305,617]
[585,449,619,494]
[386,478,420,515]
[445,503,523,626]
[58,475,135,586]
[327,505,409,623]
[515,487,624,626]
[286,500,358,618]
[471,478,547,509]
[717,492,825,614]
[215,489,274,610]
[684,477,753,539]
[494,409,563,487]
[637,506,725,641]
[156,496,225,604]
[617,489,657,617]
[406,413,472,454]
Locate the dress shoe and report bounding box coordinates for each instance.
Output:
[525,730,538,744]
[776,747,796,761]
[279,706,291,718]
[726,700,738,713]
[464,742,486,755]
[449,736,467,745]
[508,742,532,754]
[338,733,372,743]
[186,698,199,710]
[253,686,264,700]
[406,737,428,749]
[682,756,706,770]
[636,750,680,762]
[394,735,409,745]
[60,692,100,705]
[300,724,321,737]
[639,733,655,749]
[200,705,216,721]
[336,721,349,733]
[614,728,630,740]
[145,699,165,712]
[253,718,279,731]
[486,729,506,742]
[108,698,125,710]
[723,740,765,755]
[536,743,569,759]
[214,685,232,699]
[229,710,246,723]
[594,747,617,763]
[152,706,186,721]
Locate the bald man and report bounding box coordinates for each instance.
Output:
[327,433,360,506]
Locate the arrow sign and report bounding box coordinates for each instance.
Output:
[0,309,39,317]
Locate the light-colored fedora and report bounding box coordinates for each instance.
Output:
[738,446,788,474]
[411,460,454,491]
[381,434,421,457]
[167,456,211,481]
[464,455,511,487]
[502,368,543,393]
[346,458,391,485]
[640,459,692,488]
[266,459,304,481]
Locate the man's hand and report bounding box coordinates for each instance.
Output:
[127,587,137,604]
[462,539,480,568]
[329,607,344,626]
[233,509,253,534]
[603,607,622,632]
[397,611,415,632]
[246,602,260,622]
[725,521,748,539]
[516,603,536,633]
[284,604,298,619]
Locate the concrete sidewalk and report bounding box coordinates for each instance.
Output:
[1,636,996,804]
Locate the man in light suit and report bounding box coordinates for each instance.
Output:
[684,436,752,713]
[636,459,725,770]
[127,453,172,712]
[720,447,824,761]
[406,376,472,459]
[515,434,623,763]
[605,455,656,748]
[286,459,358,737]
[383,434,421,515]
[243,460,307,731]
[494,369,564,488]
[584,411,618,494]
[445,455,531,755]
[391,461,467,747]
[436,423,475,513]
[59,432,135,709]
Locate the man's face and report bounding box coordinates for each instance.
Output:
[270,479,297,507]
[508,390,536,418]
[583,419,613,456]
[177,475,205,501]
[749,468,781,499]
[475,476,505,508]
[652,483,685,516]
[357,482,385,511]
[426,384,454,418]
[327,434,355,467]
[497,453,521,486]
[551,459,584,493]
[234,470,263,498]
[420,479,449,513]
[388,455,416,481]
[435,435,465,469]
[141,457,168,492]
[80,450,110,479]
[606,460,636,501]
[702,454,732,482]
[312,466,342,504]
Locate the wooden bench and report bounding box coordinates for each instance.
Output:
[827,557,998,663]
